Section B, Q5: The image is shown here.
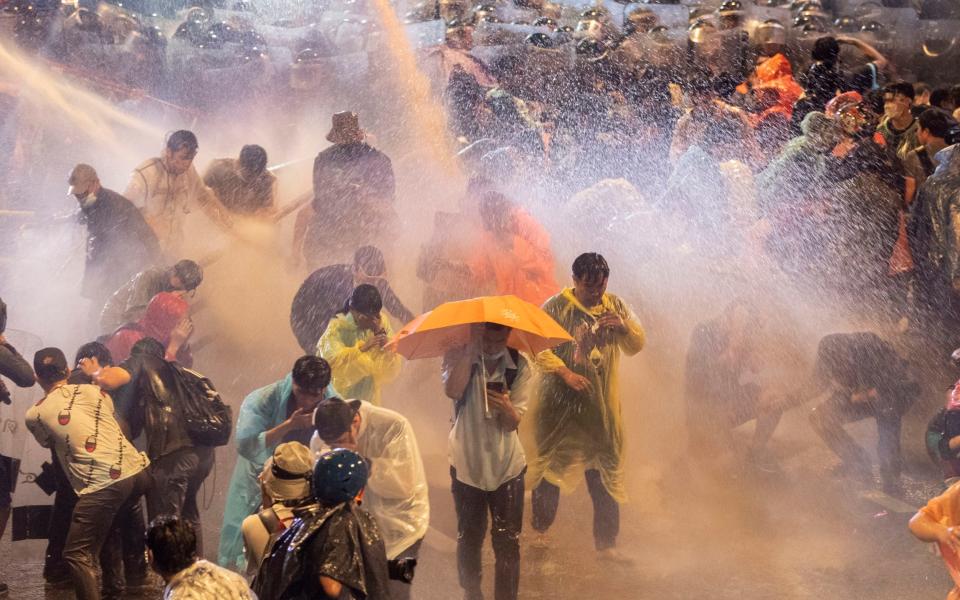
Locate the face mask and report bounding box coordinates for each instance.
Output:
[76,191,97,208]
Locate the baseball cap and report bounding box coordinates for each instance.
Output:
[261,442,314,502]
[67,164,98,195]
[34,347,68,383]
[313,397,362,443]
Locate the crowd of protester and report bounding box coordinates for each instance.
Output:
[8,0,960,599]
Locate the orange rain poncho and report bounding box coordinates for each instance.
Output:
[471,207,560,307]
[739,53,804,125]
[919,482,960,600]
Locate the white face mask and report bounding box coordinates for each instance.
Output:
[76,191,97,208]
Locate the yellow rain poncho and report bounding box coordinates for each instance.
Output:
[532,288,645,502]
[318,311,402,406]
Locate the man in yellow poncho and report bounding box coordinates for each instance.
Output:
[531,253,645,562]
[318,284,402,406]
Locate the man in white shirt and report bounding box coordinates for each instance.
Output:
[25,347,150,600]
[146,516,255,600]
[442,323,530,600]
[310,397,430,600]
[124,130,233,254]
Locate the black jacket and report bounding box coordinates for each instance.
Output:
[254,502,392,600]
[0,298,34,388]
[114,350,193,460]
[290,264,413,354]
[79,187,161,301]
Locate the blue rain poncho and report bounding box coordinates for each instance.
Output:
[217,374,337,571]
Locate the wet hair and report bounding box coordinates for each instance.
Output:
[353,245,386,277]
[238,144,268,174]
[131,337,165,359]
[811,36,840,64]
[883,81,915,101]
[171,259,203,291]
[347,284,383,316]
[145,516,197,576]
[165,130,198,154]
[931,88,954,109]
[918,107,958,139]
[74,342,113,367]
[572,252,610,281]
[291,355,332,393]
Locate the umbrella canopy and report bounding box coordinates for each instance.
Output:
[388,295,572,359]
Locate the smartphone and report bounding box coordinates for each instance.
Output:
[486,381,506,394]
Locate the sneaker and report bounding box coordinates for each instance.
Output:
[597,548,635,565]
[0,582,8,597]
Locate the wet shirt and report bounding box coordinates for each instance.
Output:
[443,348,529,492]
[99,266,168,334]
[124,158,215,253]
[25,384,148,495]
[203,158,276,216]
[164,559,256,600]
[312,142,395,215]
[78,186,160,300]
[878,117,920,161]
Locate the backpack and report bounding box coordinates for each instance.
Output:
[167,363,233,447]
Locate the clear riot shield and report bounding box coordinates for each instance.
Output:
[638,4,690,30]
[473,21,543,46]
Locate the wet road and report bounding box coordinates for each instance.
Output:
[1,429,954,600]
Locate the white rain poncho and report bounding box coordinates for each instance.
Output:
[310,400,430,559]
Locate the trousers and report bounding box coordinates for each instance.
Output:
[531,469,620,550]
[63,469,151,600]
[451,467,525,600]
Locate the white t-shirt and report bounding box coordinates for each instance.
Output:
[25,384,149,495]
[442,349,529,492]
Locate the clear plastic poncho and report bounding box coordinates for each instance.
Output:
[531,288,645,503]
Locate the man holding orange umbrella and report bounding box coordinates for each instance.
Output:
[389,294,572,600]
[530,253,645,563]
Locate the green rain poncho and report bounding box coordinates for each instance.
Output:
[532,287,645,502]
[318,311,402,406]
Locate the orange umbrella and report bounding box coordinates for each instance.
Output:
[388,295,573,359]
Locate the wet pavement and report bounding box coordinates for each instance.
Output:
[0,438,954,600]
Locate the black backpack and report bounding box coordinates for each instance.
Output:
[167,363,233,447]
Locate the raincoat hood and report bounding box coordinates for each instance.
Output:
[749,53,803,118]
[934,144,960,176]
[138,292,188,344]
